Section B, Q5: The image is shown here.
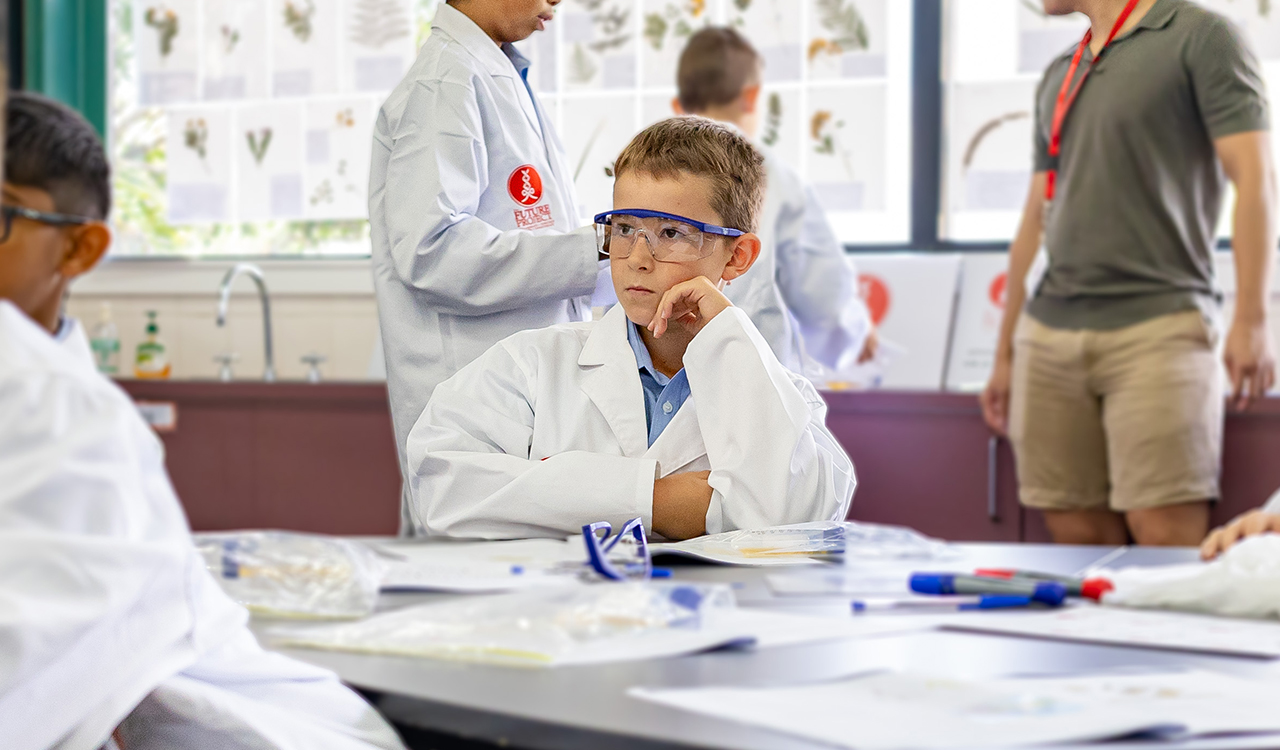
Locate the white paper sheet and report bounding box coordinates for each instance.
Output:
[235,103,305,221]
[166,107,233,224]
[375,538,584,593]
[940,603,1280,658]
[343,0,417,92]
[272,0,341,97]
[632,669,1280,750]
[303,97,381,219]
[137,0,200,105]
[200,0,270,100]
[806,0,889,81]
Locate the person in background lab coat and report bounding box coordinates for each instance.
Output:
[0,93,405,750]
[671,27,876,378]
[370,0,601,534]
[406,117,855,540]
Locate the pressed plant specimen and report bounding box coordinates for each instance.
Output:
[221,25,241,54]
[284,0,317,43]
[246,128,273,166]
[144,7,180,58]
[809,0,870,60]
[811,109,854,180]
[761,92,783,147]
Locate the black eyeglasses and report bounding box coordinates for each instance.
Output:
[0,204,94,244]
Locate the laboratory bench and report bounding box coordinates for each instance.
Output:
[118,380,1280,541]
[251,543,1280,750]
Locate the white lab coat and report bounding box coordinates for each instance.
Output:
[369,4,600,533]
[1265,490,1280,514]
[406,304,855,539]
[725,147,872,378]
[0,302,404,750]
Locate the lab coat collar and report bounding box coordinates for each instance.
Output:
[55,317,97,372]
[578,305,652,457]
[579,306,708,474]
[433,3,524,80]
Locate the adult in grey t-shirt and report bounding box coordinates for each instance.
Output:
[981,0,1278,548]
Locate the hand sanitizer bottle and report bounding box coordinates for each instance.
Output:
[134,310,172,379]
[89,302,121,376]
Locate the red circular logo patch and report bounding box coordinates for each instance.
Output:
[508,165,543,206]
[858,273,891,326]
[988,272,1008,310]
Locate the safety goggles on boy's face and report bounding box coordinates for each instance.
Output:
[0,204,93,244]
[594,209,743,263]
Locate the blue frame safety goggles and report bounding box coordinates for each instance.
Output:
[1,204,93,244]
[582,517,653,581]
[593,209,744,263]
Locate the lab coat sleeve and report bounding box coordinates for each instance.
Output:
[774,181,872,371]
[380,78,599,316]
[407,340,659,539]
[682,307,856,534]
[0,373,205,750]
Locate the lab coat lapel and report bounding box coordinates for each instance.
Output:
[578,306,650,457]
[644,399,708,477]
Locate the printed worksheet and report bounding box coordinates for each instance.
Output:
[947,79,1038,215]
[136,0,200,105]
[806,82,887,214]
[201,0,270,100]
[639,0,712,90]
[561,93,640,222]
[806,0,888,81]
[560,0,637,91]
[167,107,233,224]
[272,0,341,97]
[303,97,380,220]
[236,103,305,222]
[343,0,417,92]
[728,0,803,82]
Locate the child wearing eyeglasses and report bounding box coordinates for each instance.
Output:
[406,116,856,541]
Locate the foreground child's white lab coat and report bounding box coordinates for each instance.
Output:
[725,148,872,377]
[370,4,600,532]
[407,304,856,539]
[0,302,404,750]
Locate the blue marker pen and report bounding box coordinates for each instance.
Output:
[910,573,1067,607]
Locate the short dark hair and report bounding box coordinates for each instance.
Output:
[676,27,762,114]
[614,116,766,233]
[5,91,112,220]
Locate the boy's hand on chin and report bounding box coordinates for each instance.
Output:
[648,277,732,339]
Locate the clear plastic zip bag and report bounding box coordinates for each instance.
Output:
[271,582,740,667]
[194,531,387,619]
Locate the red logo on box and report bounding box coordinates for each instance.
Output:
[508,165,543,206]
[858,273,891,325]
[989,273,1008,310]
[514,204,555,230]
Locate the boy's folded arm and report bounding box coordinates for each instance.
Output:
[683,308,856,533]
[406,343,657,539]
[381,80,598,317]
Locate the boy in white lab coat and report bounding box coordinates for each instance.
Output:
[371,0,601,534]
[0,93,405,750]
[407,117,856,540]
[672,27,876,378]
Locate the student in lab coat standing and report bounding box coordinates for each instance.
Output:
[370,0,601,535]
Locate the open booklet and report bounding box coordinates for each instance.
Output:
[650,521,956,567]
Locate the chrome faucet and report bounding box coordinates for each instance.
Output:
[216,263,276,382]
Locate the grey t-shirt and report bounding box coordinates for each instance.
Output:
[1028,0,1270,331]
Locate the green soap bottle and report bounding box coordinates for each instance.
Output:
[134,311,171,379]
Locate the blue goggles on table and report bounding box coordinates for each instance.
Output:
[583,517,653,581]
[593,209,744,263]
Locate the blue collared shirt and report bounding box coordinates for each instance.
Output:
[627,321,691,447]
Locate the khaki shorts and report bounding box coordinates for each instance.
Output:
[1008,310,1222,513]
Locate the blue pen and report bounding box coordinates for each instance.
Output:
[910,573,1067,607]
[852,594,1033,614]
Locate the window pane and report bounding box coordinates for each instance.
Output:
[109,0,438,256]
[531,0,913,245]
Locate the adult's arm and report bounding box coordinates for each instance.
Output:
[980,171,1046,436]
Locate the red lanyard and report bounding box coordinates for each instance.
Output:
[1046,0,1142,201]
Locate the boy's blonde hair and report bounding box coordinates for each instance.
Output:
[613,116,766,234]
[676,27,762,114]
